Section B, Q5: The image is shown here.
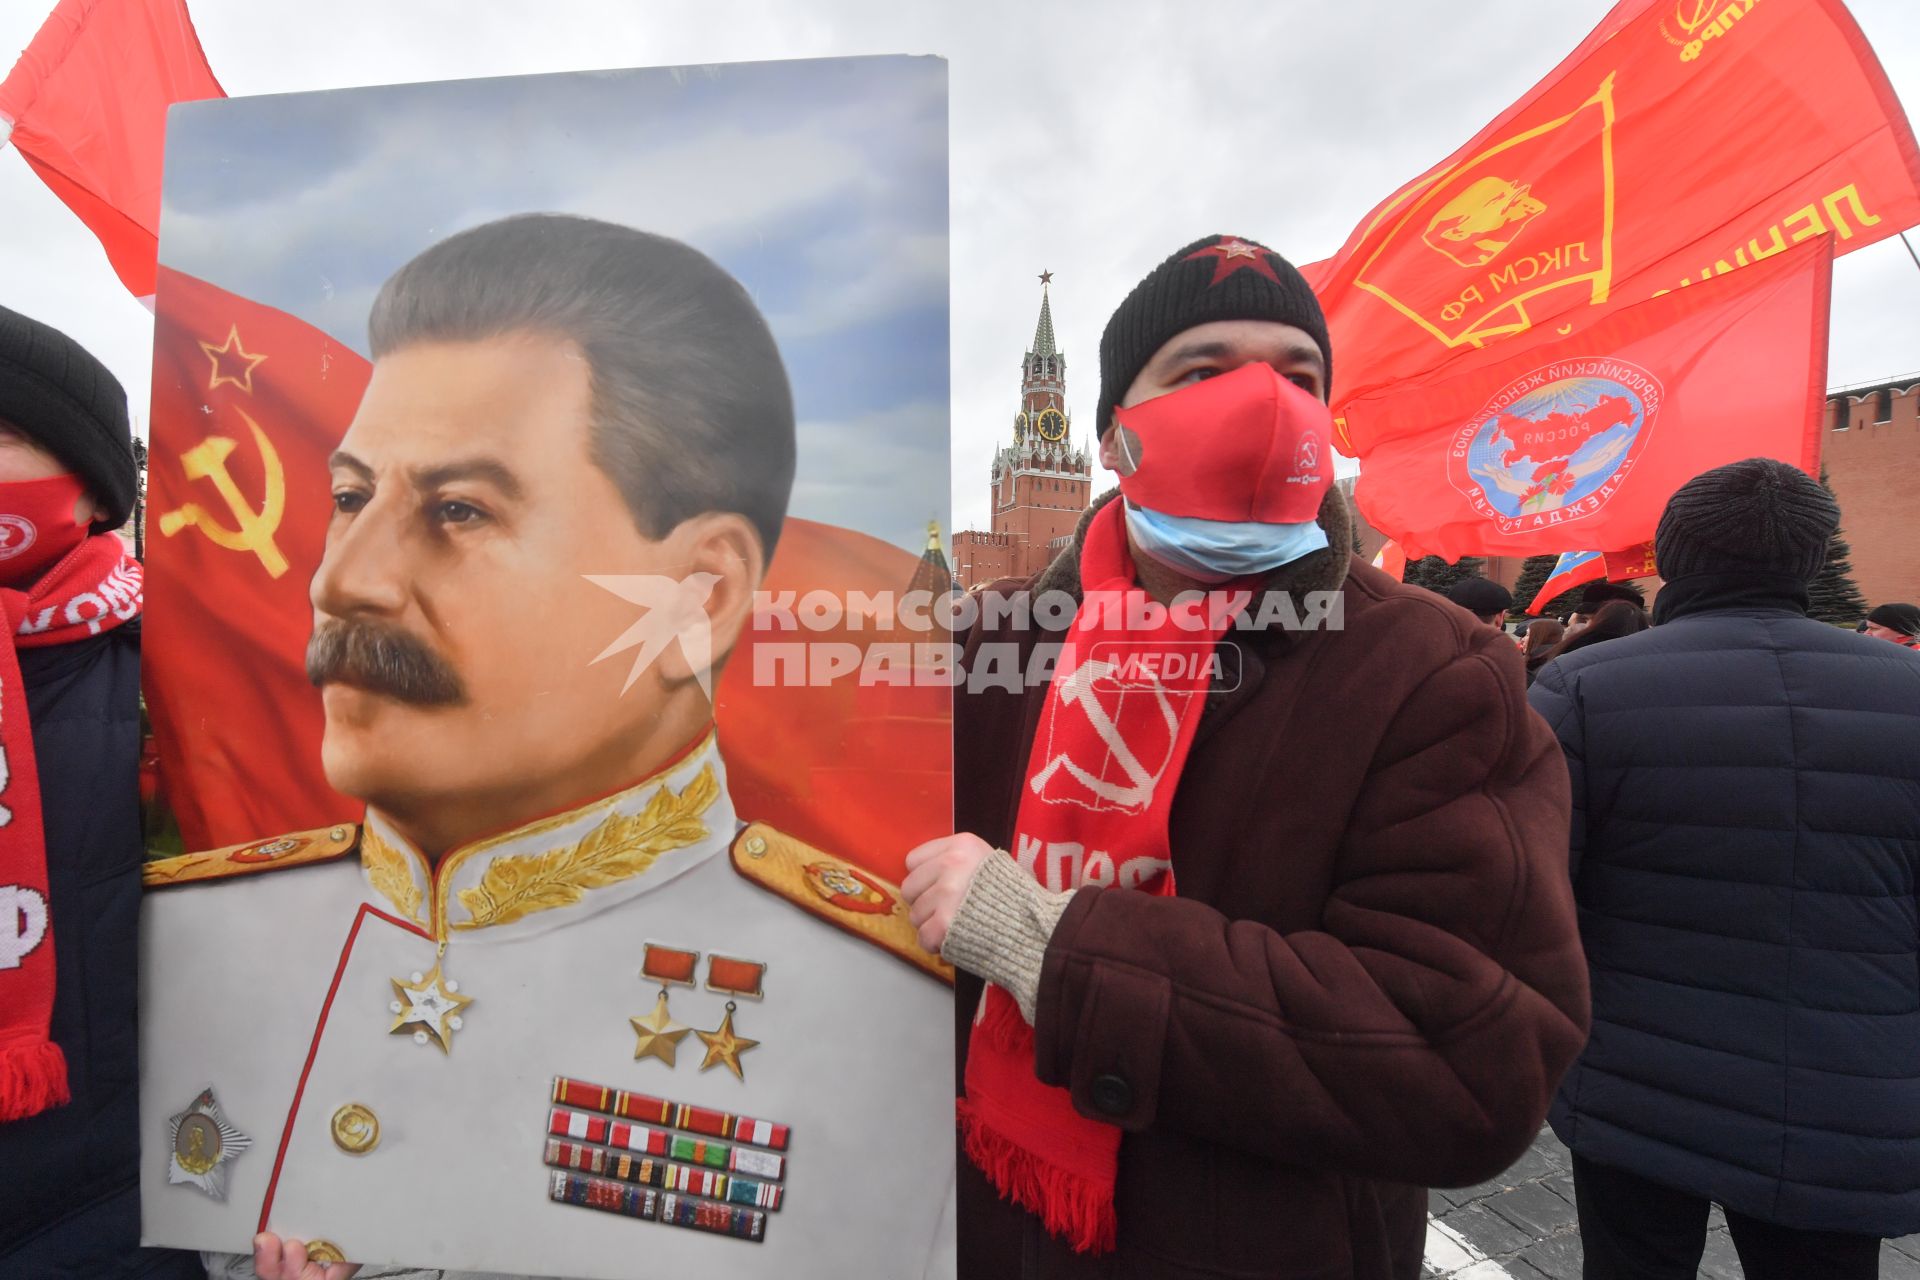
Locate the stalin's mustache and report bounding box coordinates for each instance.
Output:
[306,618,468,707]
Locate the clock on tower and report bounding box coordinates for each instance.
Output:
[1036,407,1066,442]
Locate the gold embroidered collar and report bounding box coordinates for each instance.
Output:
[358,732,728,942]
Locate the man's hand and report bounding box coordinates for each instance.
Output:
[252,1233,360,1280]
[902,833,996,953]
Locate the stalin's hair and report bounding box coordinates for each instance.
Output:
[368,213,796,558]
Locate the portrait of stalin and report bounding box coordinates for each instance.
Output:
[140,214,956,1280]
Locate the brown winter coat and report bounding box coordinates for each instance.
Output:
[952,488,1590,1280]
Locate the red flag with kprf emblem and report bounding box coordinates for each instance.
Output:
[145,267,949,876]
[1307,0,1920,449]
[144,266,364,849]
[0,0,224,300]
[1344,236,1830,561]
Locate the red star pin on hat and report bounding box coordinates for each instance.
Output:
[1184,237,1283,286]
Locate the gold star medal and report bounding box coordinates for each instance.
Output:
[696,1001,759,1081]
[629,941,699,1065]
[167,1088,251,1200]
[389,959,472,1054]
[630,989,692,1066]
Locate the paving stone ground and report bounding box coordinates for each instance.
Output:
[1422,1127,1920,1279]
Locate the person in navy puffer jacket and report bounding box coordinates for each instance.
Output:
[1530,457,1920,1280]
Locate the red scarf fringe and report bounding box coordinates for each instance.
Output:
[0,1040,69,1122]
[959,1097,1118,1255]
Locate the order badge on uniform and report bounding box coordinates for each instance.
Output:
[166,1088,251,1200]
[137,52,955,1280]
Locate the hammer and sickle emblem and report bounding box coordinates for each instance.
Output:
[157,411,290,578]
[1028,659,1180,812]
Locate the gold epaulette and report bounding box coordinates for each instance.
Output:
[729,822,953,986]
[143,823,361,889]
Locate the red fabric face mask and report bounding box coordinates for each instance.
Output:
[1111,361,1334,523]
[0,474,92,588]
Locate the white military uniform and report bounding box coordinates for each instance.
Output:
[139,733,956,1280]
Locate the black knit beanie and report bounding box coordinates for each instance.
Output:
[1096,234,1330,436]
[1867,602,1920,638]
[0,304,135,528]
[1653,457,1837,583]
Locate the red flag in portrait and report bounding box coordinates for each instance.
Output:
[1344,237,1830,561]
[144,266,364,849]
[0,0,223,300]
[1308,0,1920,449]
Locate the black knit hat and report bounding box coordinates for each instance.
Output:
[1653,457,1837,583]
[1868,602,1920,638]
[0,304,134,528]
[1096,235,1330,436]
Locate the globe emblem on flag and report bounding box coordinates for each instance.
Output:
[1450,364,1662,528]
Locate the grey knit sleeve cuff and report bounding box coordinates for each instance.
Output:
[939,848,1075,1023]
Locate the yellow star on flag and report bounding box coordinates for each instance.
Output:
[696,1003,759,1081]
[630,990,692,1066]
[200,325,268,395]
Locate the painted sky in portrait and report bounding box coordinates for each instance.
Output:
[156,55,949,553]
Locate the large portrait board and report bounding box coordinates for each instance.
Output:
[137,56,953,1279]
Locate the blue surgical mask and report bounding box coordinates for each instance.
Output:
[1123,500,1329,584]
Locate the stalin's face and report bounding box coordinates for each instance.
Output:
[309,331,760,857]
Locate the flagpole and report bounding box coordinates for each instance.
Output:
[1902,232,1920,276]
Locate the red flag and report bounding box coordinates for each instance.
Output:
[718,528,952,886]
[144,266,364,849]
[0,0,223,300]
[1602,541,1658,580]
[1309,0,1920,446]
[1345,236,1830,561]
[145,266,947,877]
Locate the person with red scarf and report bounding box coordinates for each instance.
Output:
[1864,602,1920,649]
[903,235,1590,1280]
[0,306,197,1277]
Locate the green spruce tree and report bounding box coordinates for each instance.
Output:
[1808,464,1869,625]
[1507,554,1559,620]
[1403,555,1487,596]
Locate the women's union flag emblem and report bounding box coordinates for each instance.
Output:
[1447,358,1663,534]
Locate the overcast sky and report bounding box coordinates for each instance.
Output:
[3,0,1918,542]
[157,56,947,552]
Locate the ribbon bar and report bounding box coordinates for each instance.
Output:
[551,1076,791,1151]
[548,1107,786,1181]
[548,1170,767,1242]
[546,1138,784,1210]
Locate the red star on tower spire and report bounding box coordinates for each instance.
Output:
[1184,237,1283,286]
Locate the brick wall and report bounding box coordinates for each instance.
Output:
[1825,382,1920,608]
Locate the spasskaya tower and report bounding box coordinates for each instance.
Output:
[951,272,1093,588]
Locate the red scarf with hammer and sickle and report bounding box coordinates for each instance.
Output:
[957,499,1243,1253]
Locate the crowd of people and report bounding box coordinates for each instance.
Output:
[1,229,1916,1280]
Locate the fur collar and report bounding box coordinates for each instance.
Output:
[1030,485,1355,603]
